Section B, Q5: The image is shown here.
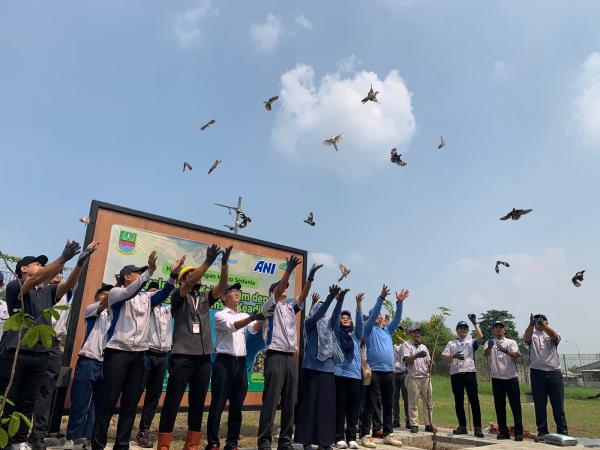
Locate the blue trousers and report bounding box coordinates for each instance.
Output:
[66,356,104,440]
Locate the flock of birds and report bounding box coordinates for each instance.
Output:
[77,84,586,288]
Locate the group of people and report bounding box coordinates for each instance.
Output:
[0,238,570,450]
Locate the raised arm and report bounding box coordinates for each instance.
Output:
[297,263,323,308]
[57,242,100,299]
[523,313,536,343]
[179,244,220,298]
[329,288,348,328]
[108,270,151,306]
[387,288,408,333]
[210,246,232,300]
[21,240,81,295]
[468,313,484,342]
[305,285,339,330]
[355,293,365,340]
[364,285,390,336]
[542,323,560,343]
[273,255,301,304]
[150,256,186,306]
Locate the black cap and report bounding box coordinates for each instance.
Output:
[492,320,505,328]
[147,281,160,291]
[269,281,289,294]
[533,313,547,321]
[222,282,242,294]
[341,310,352,318]
[456,321,470,329]
[118,265,148,283]
[16,255,48,276]
[95,283,114,296]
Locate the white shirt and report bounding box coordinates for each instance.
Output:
[442,337,480,375]
[485,337,519,379]
[262,294,303,353]
[79,302,111,361]
[0,300,9,341]
[529,329,561,371]
[147,304,173,352]
[393,344,407,374]
[214,307,259,356]
[400,341,431,379]
[52,291,73,341]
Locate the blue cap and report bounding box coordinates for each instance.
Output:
[456,321,469,329]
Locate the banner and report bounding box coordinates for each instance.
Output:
[103,224,298,392]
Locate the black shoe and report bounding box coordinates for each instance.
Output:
[405,421,411,430]
[535,434,548,443]
[135,431,154,448]
[410,426,418,434]
[514,435,523,442]
[424,426,437,433]
[497,434,511,440]
[392,421,401,428]
[474,428,484,438]
[29,439,46,450]
[453,426,468,435]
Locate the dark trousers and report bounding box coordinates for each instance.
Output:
[138,352,168,432]
[491,378,523,435]
[335,376,361,443]
[359,371,394,437]
[392,372,409,426]
[257,351,298,450]
[91,349,146,450]
[0,351,49,444]
[206,354,248,449]
[31,348,63,439]
[530,369,568,435]
[159,354,212,433]
[450,372,482,428]
[66,356,104,440]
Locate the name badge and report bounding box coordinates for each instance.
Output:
[192,322,200,334]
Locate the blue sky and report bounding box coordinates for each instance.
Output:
[2,1,600,352]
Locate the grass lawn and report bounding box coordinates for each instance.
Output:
[96,375,599,449]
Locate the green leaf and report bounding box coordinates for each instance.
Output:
[22,327,40,348]
[2,315,22,332]
[53,305,70,311]
[1,418,9,424]
[43,310,52,323]
[0,395,15,406]
[50,309,61,321]
[8,414,20,437]
[36,324,55,349]
[14,412,31,429]
[0,426,8,448]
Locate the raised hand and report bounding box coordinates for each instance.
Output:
[529,313,536,327]
[221,246,233,265]
[468,313,478,325]
[336,288,350,301]
[205,244,221,264]
[329,284,341,297]
[380,284,391,299]
[356,292,365,308]
[60,240,81,263]
[311,292,320,308]
[308,263,323,281]
[171,255,186,275]
[148,251,158,273]
[395,288,409,304]
[77,241,100,267]
[286,255,301,273]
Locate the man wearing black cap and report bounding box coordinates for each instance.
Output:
[524,313,568,441]
[205,283,266,450]
[158,244,229,450]
[441,314,484,437]
[65,283,113,446]
[0,240,82,450]
[484,320,522,441]
[91,251,183,450]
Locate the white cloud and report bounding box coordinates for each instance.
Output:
[250,14,285,52]
[571,52,600,147]
[492,60,515,82]
[294,14,313,30]
[309,251,337,269]
[271,59,416,179]
[172,1,217,47]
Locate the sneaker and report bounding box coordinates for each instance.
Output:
[336,441,348,449]
[12,443,32,450]
[372,429,384,439]
[453,426,467,435]
[382,435,402,447]
[410,426,418,434]
[135,430,154,448]
[535,434,548,443]
[474,428,484,438]
[424,426,437,433]
[348,441,359,449]
[359,436,376,449]
[497,434,511,440]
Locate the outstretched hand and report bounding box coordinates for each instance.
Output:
[468,313,478,326]
[221,246,233,265]
[77,241,100,267]
[308,263,323,281]
[380,284,390,299]
[60,240,81,263]
[205,244,221,264]
[148,251,158,273]
[395,289,409,304]
[336,288,350,301]
[329,284,341,297]
[171,255,186,275]
[356,292,365,308]
[311,292,320,308]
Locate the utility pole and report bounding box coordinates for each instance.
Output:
[234,196,242,234]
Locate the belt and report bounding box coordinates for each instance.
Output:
[147,349,169,356]
[266,349,295,356]
[217,353,246,361]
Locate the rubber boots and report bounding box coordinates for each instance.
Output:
[183,431,202,450]
[158,432,173,450]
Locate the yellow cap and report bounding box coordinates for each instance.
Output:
[178,266,195,284]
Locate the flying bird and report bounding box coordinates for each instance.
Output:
[437,136,447,149]
[200,119,216,131]
[499,208,533,221]
[495,260,510,274]
[183,162,193,172]
[390,148,407,167]
[303,212,315,226]
[238,212,251,229]
[338,263,351,282]
[208,160,222,174]
[323,133,343,152]
[572,270,585,287]
[361,85,380,104]
[264,96,279,111]
[79,216,92,226]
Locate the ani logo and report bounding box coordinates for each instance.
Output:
[118,230,137,254]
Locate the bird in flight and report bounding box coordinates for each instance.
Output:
[183,162,192,172]
[200,119,216,131]
[390,148,407,167]
[338,263,351,282]
[323,133,343,152]
[304,212,315,226]
[572,270,585,287]
[361,85,380,104]
[238,212,251,229]
[208,160,222,174]
[79,216,92,226]
[499,208,533,221]
[495,261,510,274]
[264,95,279,111]
[437,136,447,149]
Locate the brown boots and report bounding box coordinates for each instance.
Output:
[183,430,202,450]
[158,432,173,450]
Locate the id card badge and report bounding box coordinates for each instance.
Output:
[192,322,200,334]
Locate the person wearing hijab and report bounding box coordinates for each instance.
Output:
[295,285,347,450]
[332,292,365,449]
